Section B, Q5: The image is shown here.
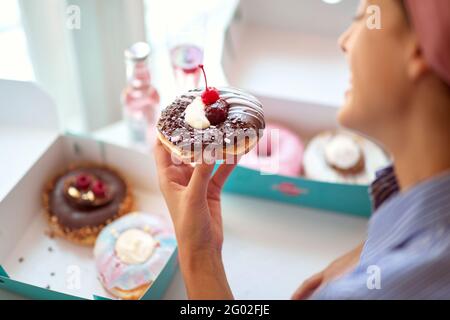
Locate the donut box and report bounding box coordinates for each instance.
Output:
[222,95,376,218]
[0,81,177,300]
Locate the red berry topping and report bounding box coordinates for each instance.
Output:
[199,64,220,105]
[92,180,107,198]
[75,174,91,190]
[201,89,220,105]
[205,99,229,125]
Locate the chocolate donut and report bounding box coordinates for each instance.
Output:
[43,165,134,245]
[157,87,265,162]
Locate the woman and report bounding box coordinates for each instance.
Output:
[154,0,450,299]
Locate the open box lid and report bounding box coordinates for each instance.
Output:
[0,79,59,131]
[0,80,60,200]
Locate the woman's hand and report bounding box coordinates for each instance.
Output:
[154,140,236,299]
[292,242,364,300]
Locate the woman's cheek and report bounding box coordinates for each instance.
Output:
[338,28,372,131]
[339,26,390,134]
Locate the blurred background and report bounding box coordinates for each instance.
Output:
[0,0,358,135]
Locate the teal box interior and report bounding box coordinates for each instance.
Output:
[223,166,372,217]
[0,134,178,300]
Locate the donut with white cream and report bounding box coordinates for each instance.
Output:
[157,65,265,162]
[304,131,390,184]
[94,212,176,300]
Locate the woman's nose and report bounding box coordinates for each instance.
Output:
[338,27,351,53]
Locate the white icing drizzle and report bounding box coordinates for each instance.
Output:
[187,87,265,128]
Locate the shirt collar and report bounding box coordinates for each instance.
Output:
[369,165,400,211]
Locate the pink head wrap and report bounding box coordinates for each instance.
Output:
[405,0,450,86]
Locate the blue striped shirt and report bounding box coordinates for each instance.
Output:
[313,166,450,299]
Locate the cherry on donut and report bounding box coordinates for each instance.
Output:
[205,99,228,125]
[92,180,107,198]
[202,89,220,105]
[75,174,91,190]
[199,64,219,105]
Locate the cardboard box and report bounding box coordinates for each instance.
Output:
[0,81,177,300]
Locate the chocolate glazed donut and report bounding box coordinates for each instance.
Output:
[43,165,134,246]
[157,87,265,162]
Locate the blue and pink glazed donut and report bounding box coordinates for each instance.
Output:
[94,212,176,299]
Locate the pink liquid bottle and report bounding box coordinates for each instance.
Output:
[121,42,160,145]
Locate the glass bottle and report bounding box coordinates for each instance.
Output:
[121,42,160,145]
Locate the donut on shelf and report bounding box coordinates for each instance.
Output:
[303,131,390,184]
[239,122,304,177]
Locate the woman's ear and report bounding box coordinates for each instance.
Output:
[406,34,430,83]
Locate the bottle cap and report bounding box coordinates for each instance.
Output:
[125,42,151,62]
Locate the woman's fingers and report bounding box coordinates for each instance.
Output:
[188,163,216,196]
[291,272,324,300]
[154,139,176,191]
[154,139,173,170]
[210,163,237,191]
